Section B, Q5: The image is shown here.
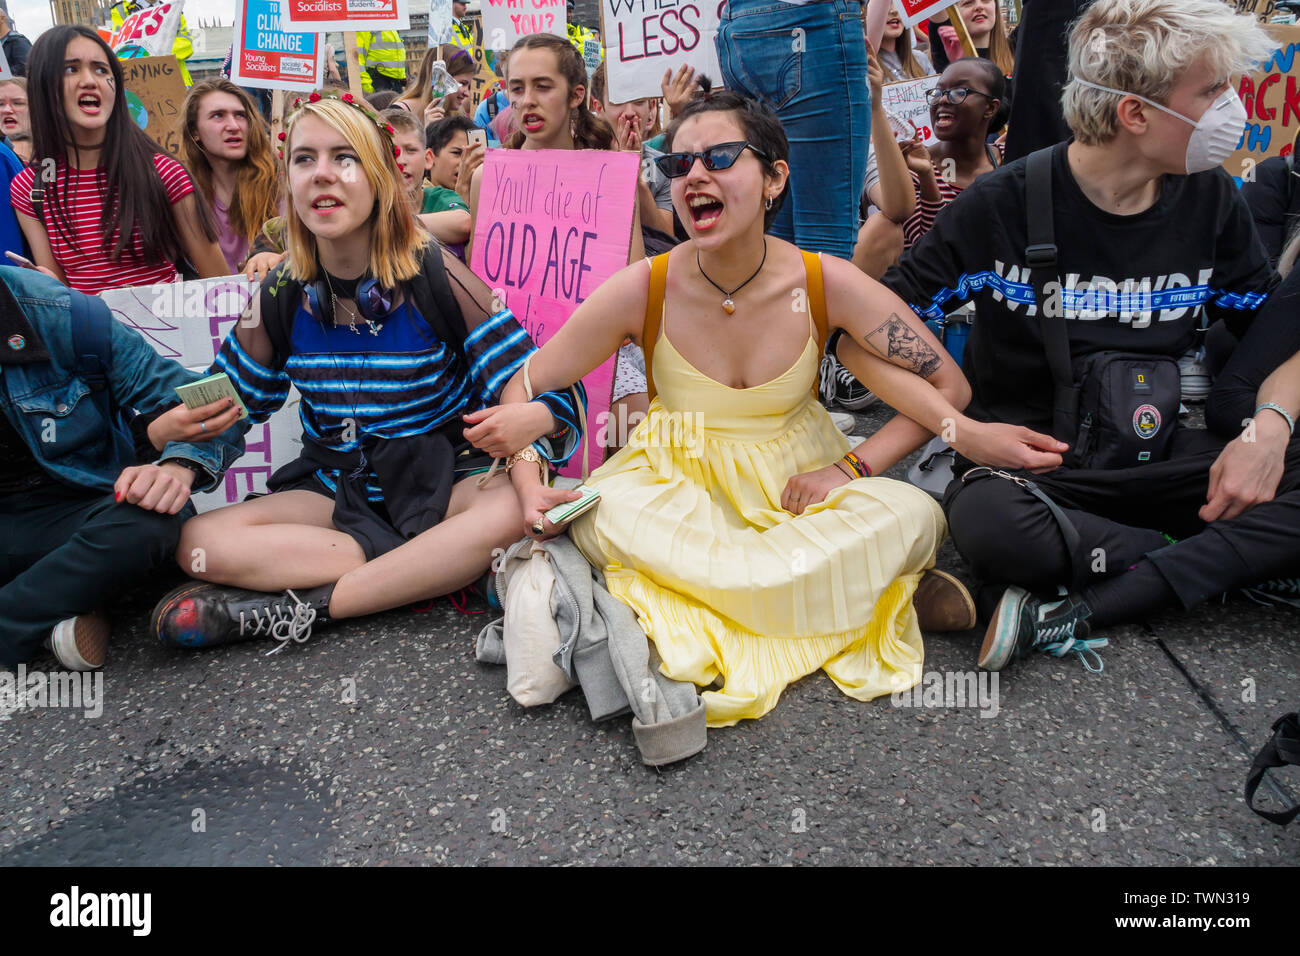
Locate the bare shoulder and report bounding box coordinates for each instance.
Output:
[819,252,903,330]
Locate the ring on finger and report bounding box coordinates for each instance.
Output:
[532,518,546,535]
[200,420,207,432]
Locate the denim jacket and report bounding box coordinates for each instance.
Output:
[0,266,244,494]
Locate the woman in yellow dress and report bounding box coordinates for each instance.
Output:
[494,90,1068,726]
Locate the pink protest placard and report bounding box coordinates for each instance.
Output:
[470,148,640,478]
[282,0,410,33]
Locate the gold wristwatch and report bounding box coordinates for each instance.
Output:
[506,445,547,484]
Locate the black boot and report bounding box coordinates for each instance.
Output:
[153,582,335,651]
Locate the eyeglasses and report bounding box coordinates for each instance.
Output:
[924,87,996,107]
[653,141,770,179]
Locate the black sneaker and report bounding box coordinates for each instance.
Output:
[819,353,879,411]
[153,582,333,653]
[978,586,1108,672]
[1240,578,1300,609]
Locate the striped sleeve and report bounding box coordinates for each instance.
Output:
[154,154,196,204]
[462,307,586,466]
[10,166,35,219]
[211,328,291,424]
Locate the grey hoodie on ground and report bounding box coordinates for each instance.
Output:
[477,534,707,767]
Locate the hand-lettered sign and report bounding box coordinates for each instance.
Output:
[481,0,566,50]
[1228,24,1300,186]
[600,0,722,104]
[121,56,188,158]
[470,149,640,476]
[100,275,304,513]
[110,0,186,57]
[281,0,410,33]
[232,0,326,92]
[880,76,940,147]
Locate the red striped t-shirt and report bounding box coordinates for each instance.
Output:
[11,153,195,294]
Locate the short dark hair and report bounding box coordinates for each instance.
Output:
[954,57,1008,134]
[366,90,399,111]
[427,115,478,153]
[664,80,789,231]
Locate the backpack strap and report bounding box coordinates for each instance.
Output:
[641,253,669,403]
[1025,145,1077,439]
[801,250,829,398]
[69,288,113,397]
[257,260,298,366]
[29,183,43,225]
[409,240,468,368]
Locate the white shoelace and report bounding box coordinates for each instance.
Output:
[232,589,317,655]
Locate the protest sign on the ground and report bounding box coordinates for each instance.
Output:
[232,0,326,92]
[599,0,723,104]
[100,276,304,514]
[281,0,410,32]
[109,0,185,56]
[121,56,187,157]
[481,0,566,49]
[1227,23,1300,185]
[896,0,958,28]
[880,75,940,147]
[470,149,640,476]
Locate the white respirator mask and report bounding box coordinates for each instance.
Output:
[1075,79,1247,174]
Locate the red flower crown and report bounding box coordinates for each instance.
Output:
[277,88,401,161]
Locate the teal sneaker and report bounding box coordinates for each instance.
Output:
[979,586,1108,672]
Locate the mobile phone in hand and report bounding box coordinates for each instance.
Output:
[5,250,38,270]
[468,128,488,150]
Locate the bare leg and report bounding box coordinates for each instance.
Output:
[178,474,523,621]
[851,214,904,280]
[178,490,365,589]
[328,470,523,618]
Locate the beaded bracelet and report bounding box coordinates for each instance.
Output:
[842,451,871,479]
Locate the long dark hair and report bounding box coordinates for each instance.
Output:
[507,33,612,150]
[27,25,210,263]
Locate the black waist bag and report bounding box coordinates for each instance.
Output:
[1026,147,1181,471]
[1067,351,1181,470]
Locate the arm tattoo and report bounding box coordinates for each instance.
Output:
[864,312,944,378]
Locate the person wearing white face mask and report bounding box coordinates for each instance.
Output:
[849,0,1300,675]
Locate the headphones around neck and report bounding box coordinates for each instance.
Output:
[305,273,397,328]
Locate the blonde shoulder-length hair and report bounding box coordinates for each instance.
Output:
[282,96,427,288]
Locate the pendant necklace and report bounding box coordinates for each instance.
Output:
[697,238,767,315]
[325,271,380,336]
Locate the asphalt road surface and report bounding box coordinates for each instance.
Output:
[2,405,1298,865]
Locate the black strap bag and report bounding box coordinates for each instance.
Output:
[1024,147,1182,470]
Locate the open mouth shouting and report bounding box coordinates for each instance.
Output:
[521,112,545,134]
[687,191,724,231]
[76,91,103,116]
[934,107,957,131]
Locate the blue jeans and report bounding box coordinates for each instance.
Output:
[716,0,869,258]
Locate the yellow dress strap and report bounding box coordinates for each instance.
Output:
[642,253,670,403]
[801,250,829,398]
